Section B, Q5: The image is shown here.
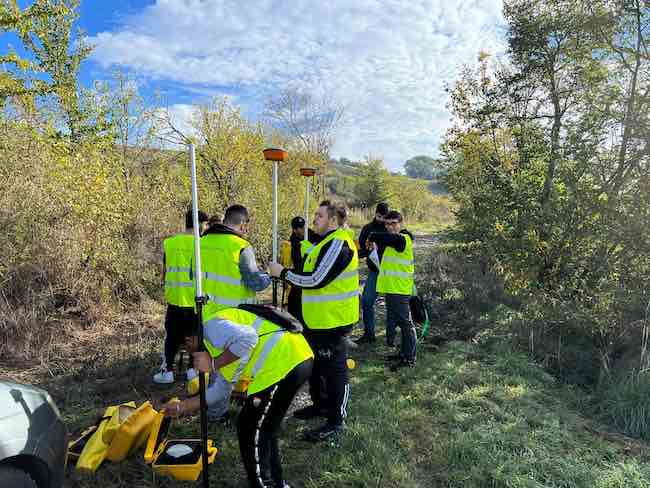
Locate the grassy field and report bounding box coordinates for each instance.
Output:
[3,235,650,488]
[4,309,650,487]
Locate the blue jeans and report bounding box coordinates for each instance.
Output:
[207,372,233,421]
[361,269,378,337]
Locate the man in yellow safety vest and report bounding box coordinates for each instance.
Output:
[153,209,208,384]
[270,200,359,442]
[368,210,417,371]
[163,305,313,488]
[199,204,272,421]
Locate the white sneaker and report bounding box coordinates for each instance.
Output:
[153,368,175,384]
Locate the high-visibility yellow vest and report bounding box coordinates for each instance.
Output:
[301,229,359,329]
[202,308,313,395]
[376,233,414,295]
[163,234,195,307]
[341,227,355,241]
[200,233,256,317]
[300,239,315,258]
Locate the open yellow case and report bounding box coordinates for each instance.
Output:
[144,410,218,481]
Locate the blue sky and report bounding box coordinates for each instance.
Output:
[7,0,507,171]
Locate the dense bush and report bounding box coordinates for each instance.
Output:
[440,0,650,398]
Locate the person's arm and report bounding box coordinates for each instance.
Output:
[240,246,272,291]
[164,320,258,417]
[358,224,370,259]
[281,239,353,289]
[368,232,407,252]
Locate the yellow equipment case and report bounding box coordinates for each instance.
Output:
[144,410,218,481]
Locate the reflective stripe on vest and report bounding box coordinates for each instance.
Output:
[165,281,193,288]
[163,234,195,307]
[203,308,313,395]
[200,233,256,315]
[302,228,359,329]
[300,240,315,258]
[376,233,414,295]
[206,295,257,307]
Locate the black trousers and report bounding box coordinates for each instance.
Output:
[163,304,197,370]
[385,294,417,362]
[238,359,313,488]
[304,331,350,426]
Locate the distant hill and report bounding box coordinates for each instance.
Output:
[326,157,447,200]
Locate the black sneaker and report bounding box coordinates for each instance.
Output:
[389,360,416,372]
[355,334,376,345]
[304,423,344,443]
[293,404,327,420]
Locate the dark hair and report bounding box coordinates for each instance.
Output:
[291,216,305,229]
[319,200,338,220]
[208,213,223,226]
[335,203,347,226]
[385,210,403,222]
[223,205,249,226]
[185,209,208,229]
[375,202,389,216]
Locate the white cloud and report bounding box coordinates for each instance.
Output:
[90,0,506,170]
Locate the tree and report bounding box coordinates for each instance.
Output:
[354,156,390,208]
[0,0,110,142]
[404,155,441,179]
[443,0,650,380]
[263,87,344,158]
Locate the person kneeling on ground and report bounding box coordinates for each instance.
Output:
[367,210,417,371]
[162,305,314,488]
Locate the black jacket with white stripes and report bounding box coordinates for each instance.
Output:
[280,228,355,334]
[281,229,354,290]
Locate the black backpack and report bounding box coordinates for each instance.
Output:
[238,304,303,333]
[409,295,428,325]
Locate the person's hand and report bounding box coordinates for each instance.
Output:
[162,400,184,418]
[269,262,284,277]
[192,351,212,373]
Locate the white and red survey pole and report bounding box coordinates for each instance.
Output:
[189,143,210,488]
[300,167,317,244]
[263,148,288,306]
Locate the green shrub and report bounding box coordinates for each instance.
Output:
[599,374,650,440]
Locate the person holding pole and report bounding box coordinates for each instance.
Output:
[153,208,208,384]
[270,200,359,442]
[367,210,417,371]
[199,204,271,421]
[162,305,314,488]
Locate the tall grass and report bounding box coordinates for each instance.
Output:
[600,374,650,439]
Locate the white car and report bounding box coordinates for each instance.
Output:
[0,381,68,488]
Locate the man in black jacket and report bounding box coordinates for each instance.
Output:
[355,202,389,344]
[270,201,358,442]
[287,216,319,320]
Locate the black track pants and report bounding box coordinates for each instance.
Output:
[238,359,313,488]
[163,304,196,370]
[304,332,350,426]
